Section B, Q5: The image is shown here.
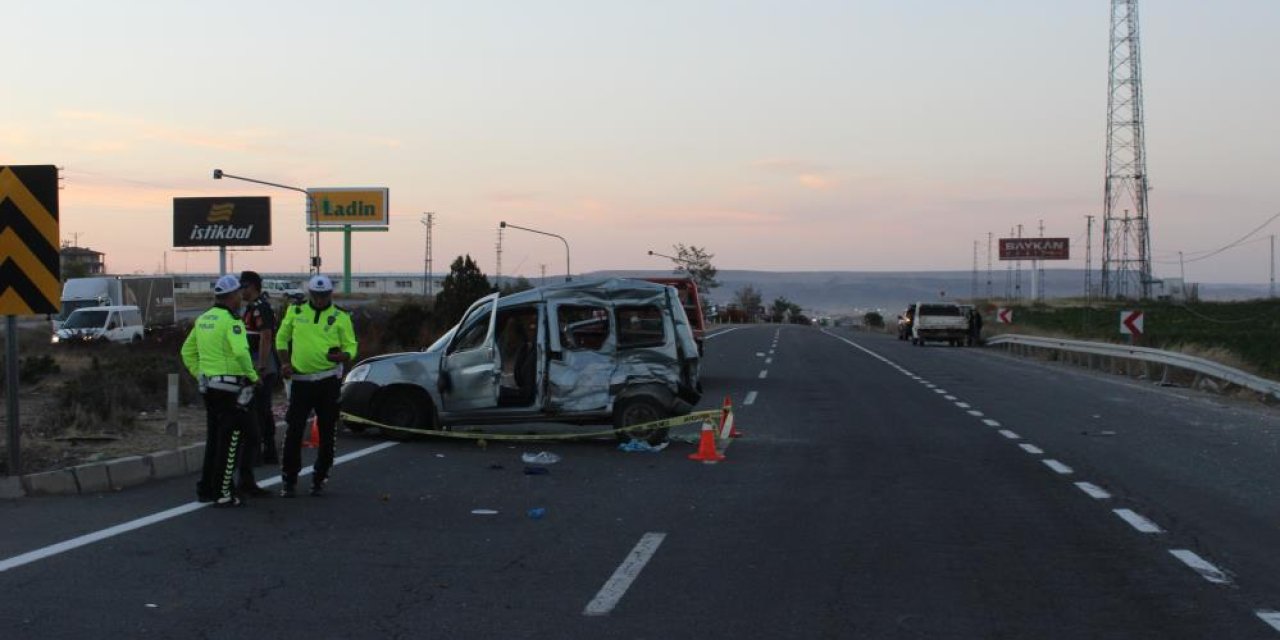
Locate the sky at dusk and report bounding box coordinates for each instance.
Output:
[3,0,1277,283]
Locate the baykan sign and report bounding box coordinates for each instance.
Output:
[999,238,1070,260]
[307,187,389,227]
[173,197,272,247]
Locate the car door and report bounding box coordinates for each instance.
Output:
[545,301,614,412]
[104,311,123,342]
[440,294,501,412]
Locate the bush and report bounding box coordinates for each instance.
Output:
[863,311,885,328]
[0,354,61,385]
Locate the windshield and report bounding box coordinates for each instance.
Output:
[56,299,100,322]
[63,310,108,330]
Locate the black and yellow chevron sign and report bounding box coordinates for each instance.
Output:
[0,165,61,315]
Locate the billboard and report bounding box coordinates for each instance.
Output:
[173,197,272,247]
[998,237,1070,260]
[307,187,389,227]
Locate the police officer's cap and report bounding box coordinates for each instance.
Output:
[308,274,335,294]
[213,274,241,295]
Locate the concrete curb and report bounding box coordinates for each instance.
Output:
[2,443,206,499]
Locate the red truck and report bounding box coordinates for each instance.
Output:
[642,277,707,354]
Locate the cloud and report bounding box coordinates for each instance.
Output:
[797,174,833,190]
[752,158,838,191]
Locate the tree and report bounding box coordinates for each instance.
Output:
[434,255,492,329]
[671,244,719,292]
[863,311,885,328]
[500,276,534,295]
[770,296,799,323]
[734,285,763,321]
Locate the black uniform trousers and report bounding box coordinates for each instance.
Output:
[255,373,279,461]
[197,389,249,501]
[282,376,340,486]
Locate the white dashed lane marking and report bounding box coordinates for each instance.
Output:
[1019,443,1044,455]
[1169,550,1232,585]
[982,418,1000,427]
[743,391,758,406]
[1256,611,1280,633]
[998,430,1021,440]
[1074,482,1111,500]
[583,532,667,616]
[955,402,971,409]
[758,370,768,379]
[1042,459,1074,475]
[1113,509,1163,534]
[967,410,985,417]
[944,395,957,401]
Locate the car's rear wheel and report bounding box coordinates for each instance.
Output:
[613,396,670,445]
[374,388,431,441]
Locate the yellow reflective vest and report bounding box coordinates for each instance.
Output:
[275,302,358,375]
[181,305,259,382]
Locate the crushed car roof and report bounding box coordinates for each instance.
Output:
[498,277,674,306]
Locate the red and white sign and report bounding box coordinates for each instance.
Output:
[1120,310,1144,336]
[996,308,1013,324]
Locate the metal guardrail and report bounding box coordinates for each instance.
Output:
[986,334,1280,402]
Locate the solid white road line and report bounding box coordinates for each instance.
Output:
[704,327,744,339]
[1074,482,1111,500]
[743,391,758,406]
[1019,443,1044,455]
[1042,459,1074,475]
[758,370,768,379]
[1113,509,1163,534]
[1256,610,1280,633]
[982,418,1001,427]
[0,441,401,574]
[583,532,668,616]
[1169,549,1232,585]
[967,410,985,417]
[998,430,1021,440]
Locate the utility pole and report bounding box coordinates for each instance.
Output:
[1037,219,1046,302]
[1085,215,1095,303]
[1015,224,1023,301]
[540,263,547,286]
[420,212,434,298]
[1005,226,1014,300]
[1271,234,1276,299]
[1178,251,1187,299]
[1102,0,1153,299]
[986,232,993,299]
[495,225,504,288]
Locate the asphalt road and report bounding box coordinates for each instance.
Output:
[2,325,1279,638]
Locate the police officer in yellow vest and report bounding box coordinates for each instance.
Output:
[276,274,357,497]
[181,274,260,507]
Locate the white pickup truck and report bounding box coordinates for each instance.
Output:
[910,302,969,346]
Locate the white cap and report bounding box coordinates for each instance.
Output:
[213,274,241,295]
[308,274,334,293]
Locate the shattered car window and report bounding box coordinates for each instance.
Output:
[558,305,609,351]
[450,306,492,353]
[617,305,665,349]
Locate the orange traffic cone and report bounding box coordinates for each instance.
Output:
[717,395,743,439]
[688,419,725,463]
[303,416,320,449]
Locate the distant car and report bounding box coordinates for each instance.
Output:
[51,305,145,344]
[263,279,306,303]
[341,278,703,444]
[910,302,969,346]
[896,306,914,340]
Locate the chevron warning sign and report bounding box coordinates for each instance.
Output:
[0,165,61,315]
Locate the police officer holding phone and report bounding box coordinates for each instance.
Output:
[181,274,259,507]
[275,275,357,497]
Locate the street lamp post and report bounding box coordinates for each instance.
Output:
[647,249,694,270]
[500,221,571,281]
[213,169,320,276]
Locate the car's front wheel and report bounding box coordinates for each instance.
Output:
[374,387,432,441]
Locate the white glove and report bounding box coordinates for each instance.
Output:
[197,375,209,395]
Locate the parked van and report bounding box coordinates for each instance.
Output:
[341,278,702,443]
[51,305,146,344]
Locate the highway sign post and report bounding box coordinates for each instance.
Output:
[0,165,61,475]
[1120,310,1144,341]
[306,188,390,294]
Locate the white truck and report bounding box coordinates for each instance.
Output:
[910,302,970,346]
[51,305,146,344]
[52,276,176,332]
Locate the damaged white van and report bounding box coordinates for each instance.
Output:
[340,278,702,442]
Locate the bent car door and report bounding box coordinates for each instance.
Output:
[545,301,614,413]
[440,294,501,412]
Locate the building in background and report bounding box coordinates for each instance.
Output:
[60,245,106,278]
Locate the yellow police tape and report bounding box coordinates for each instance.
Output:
[339,409,723,442]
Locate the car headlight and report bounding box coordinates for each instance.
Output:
[345,364,371,383]
[50,335,60,344]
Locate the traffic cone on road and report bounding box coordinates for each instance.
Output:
[303,415,320,449]
[688,419,725,463]
[718,395,743,439]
